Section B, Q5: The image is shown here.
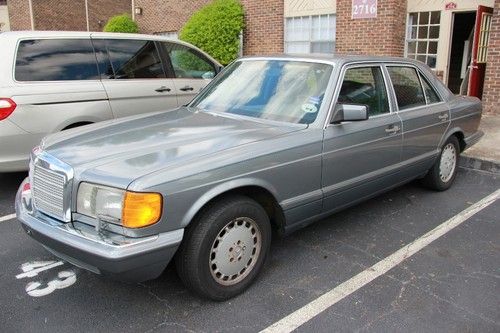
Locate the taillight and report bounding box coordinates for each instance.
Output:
[0,98,17,120]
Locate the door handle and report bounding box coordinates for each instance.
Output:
[438,113,449,121]
[155,86,171,92]
[385,125,400,134]
[180,86,194,91]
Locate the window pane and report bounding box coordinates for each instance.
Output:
[417,41,427,53]
[164,43,215,79]
[388,67,426,110]
[410,26,417,39]
[106,39,165,79]
[311,42,334,54]
[426,56,437,68]
[428,41,438,54]
[419,12,429,24]
[420,74,441,103]
[429,25,440,39]
[286,41,309,53]
[285,14,335,54]
[409,13,418,26]
[430,11,441,24]
[418,26,429,39]
[417,54,426,63]
[407,41,417,53]
[339,67,389,116]
[15,39,99,81]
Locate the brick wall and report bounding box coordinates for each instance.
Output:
[88,0,131,32]
[240,0,283,55]
[8,0,130,32]
[32,0,86,31]
[482,0,500,114]
[336,0,407,56]
[7,0,31,30]
[135,0,283,55]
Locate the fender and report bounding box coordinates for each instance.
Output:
[439,126,464,148]
[180,177,282,228]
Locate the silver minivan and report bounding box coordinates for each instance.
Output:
[0,31,222,172]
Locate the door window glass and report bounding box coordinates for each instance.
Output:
[338,67,389,116]
[15,39,99,81]
[104,39,165,79]
[163,42,216,79]
[420,75,441,104]
[387,66,426,110]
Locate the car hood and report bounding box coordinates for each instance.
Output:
[41,107,303,189]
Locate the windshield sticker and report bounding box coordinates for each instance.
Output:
[301,103,318,114]
[308,96,322,105]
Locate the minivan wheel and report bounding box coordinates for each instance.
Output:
[175,195,271,301]
[422,136,460,191]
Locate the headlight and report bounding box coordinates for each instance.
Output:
[76,182,162,228]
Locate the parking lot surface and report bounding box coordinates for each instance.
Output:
[0,167,498,332]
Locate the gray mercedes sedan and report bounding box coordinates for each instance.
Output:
[16,55,482,300]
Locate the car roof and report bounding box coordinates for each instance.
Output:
[240,54,426,67]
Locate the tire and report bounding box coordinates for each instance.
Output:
[175,195,271,301]
[422,135,460,191]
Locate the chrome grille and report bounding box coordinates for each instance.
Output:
[33,165,65,220]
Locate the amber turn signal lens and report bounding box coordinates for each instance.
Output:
[122,192,162,228]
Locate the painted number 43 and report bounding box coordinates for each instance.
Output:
[16,261,77,297]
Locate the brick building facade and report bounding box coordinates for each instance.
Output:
[7,0,130,31]
[336,0,407,57]
[482,0,500,115]
[134,0,283,55]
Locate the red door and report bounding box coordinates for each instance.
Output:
[468,5,494,98]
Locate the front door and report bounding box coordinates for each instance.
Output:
[468,5,494,98]
[322,65,402,212]
[92,38,178,118]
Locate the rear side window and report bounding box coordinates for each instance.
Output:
[163,42,216,79]
[420,75,441,104]
[387,66,426,110]
[104,39,165,79]
[15,39,99,81]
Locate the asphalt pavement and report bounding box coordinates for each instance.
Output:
[0,167,498,332]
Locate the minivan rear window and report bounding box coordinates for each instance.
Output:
[15,39,100,81]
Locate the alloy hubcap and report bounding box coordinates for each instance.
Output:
[209,217,261,286]
[439,143,456,183]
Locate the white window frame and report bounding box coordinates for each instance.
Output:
[284,14,336,54]
[405,11,440,69]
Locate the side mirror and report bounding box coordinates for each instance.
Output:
[331,104,369,124]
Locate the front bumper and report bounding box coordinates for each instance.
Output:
[16,178,183,282]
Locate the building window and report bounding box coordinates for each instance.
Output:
[285,14,336,54]
[406,11,440,68]
[477,13,493,63]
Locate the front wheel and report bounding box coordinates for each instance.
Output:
[175,196,271,301]
[422,136,460,191]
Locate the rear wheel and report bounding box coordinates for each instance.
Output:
[422,136,460,191]
[175,196,271,301]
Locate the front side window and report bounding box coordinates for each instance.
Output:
[164,42,216,79]
[387,66,426,110]
[192,60,333,124]
[338,67,389,116]
[15,39,99,81]
[105,39,165,79]
[406,11,440,68]
[285,14,336,54]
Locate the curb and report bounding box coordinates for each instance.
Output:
[459,156,500,174]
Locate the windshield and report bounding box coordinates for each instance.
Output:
[191,60,333,124]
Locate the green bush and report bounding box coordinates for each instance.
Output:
[179,0,244,65]
[103,14,139,33]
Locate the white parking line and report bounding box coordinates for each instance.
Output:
[261,189,500,333]
[0,213,16,223]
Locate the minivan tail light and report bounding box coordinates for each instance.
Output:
[0,98,17,120]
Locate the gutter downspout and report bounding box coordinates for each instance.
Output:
[131,0,135,21]
[28,0,34,30]
[85,0,90,31]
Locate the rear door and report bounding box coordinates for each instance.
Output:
[160,41,218,106]
[386,64,449,175]
[322,64,402,212]
[92,37,178,118]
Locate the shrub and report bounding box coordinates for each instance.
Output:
[103,14,139,33]
[179,0,244,65]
